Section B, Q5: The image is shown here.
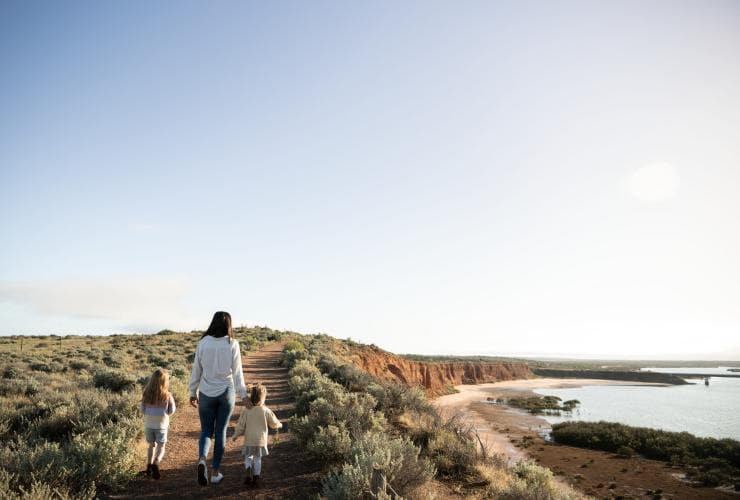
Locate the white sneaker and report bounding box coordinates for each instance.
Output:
[197,460,208,486]
[211,472,224,484]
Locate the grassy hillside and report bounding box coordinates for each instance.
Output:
[0,327,285,498]
[282,333,587,499]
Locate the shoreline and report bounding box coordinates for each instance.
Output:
[435,377,739,499]
[433,377,659,462]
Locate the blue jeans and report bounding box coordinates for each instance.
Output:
[197,387,235,470]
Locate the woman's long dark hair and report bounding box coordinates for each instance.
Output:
[202,311,233,341]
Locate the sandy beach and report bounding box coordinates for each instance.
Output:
[435,378,737,499]
[434,378,668,462]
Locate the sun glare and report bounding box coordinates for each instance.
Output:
[628,162,681,203]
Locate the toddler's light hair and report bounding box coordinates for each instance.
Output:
[250,383,267,406]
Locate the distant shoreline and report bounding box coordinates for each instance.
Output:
[433,377,654,462]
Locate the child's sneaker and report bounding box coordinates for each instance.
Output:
[151,463,160,480]
[243,467,252,486]
[197,460,208,486]
[211,472,224,484]
[253,475,261,488]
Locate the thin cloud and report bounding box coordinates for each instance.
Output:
[0,276,197,332]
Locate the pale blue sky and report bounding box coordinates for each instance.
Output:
[2,1,739,358]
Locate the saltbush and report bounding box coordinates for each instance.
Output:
[305,423,352,463]
[427,427,479,478]
[69,360,90,371]
[321,432,435,499]
[616,445,634,458]
[477,459,586,499]
[93,370,136,392]
[29,363,51,373]
[101,353,123,368]
[168,377,190,407]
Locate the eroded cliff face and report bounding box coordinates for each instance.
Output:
[345,346,532,396]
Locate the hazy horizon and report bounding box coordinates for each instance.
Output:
[2,1,740,359]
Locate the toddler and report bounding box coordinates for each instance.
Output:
[232,384,282,487]
[140,368,176,479]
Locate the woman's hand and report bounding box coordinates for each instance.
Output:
[189,396,199,408]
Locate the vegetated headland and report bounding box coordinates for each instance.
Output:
[2,330,739,499]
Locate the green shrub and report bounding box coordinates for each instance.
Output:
[147,354,169,367]
[552,421,740,486]
[29,363,51,373]
[2,366,20,379]
[306,424,352,463]
[552,421,740,467]
[368,382,434,421]
[427,427,479,478]
[616,445,634,458]
[65,421,139,493]
[241,337,258,351]
[479,459,585,499]
[48,362,65,373]
[93,370,136,392]
[69,360,90,371]
[0,468,74,500]
[322,432,435,499]
[0,379,30,397]
[281,348,309,368]
[308,392,385,439]
[24,380,39,396]
[168,377,190,407]
[283,339,305,353]
[170,365,187,379]
[101,353,123,368]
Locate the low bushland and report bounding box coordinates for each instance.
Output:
[282,335,586,499]
[552,421,740,486]
[0,326,283,497]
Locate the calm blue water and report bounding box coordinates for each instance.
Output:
[532,367,740,440]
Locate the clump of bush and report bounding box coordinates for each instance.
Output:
[322,432,435,499]
[616,445,634,458]
[427,420,480,478]
[168,377,190,407]
[69,360,91,371]
[476,459,587,499]
[282,339,310,367]
[93,370,136,392]
[2,366,20,379]
[29,362,52,373]
[552,421,740,486]
[306,424,352,463]
[0,419,138,497]
[102,353,123,368]
[497,395,580,415]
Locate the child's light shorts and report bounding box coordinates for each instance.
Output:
[144,428,168,444]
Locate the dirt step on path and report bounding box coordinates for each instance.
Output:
[117,343,321,499]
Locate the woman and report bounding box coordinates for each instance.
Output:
[188,311,248,486]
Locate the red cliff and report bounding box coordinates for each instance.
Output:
[343,346,532,396]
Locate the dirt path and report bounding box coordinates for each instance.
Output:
[117,343,322,499]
